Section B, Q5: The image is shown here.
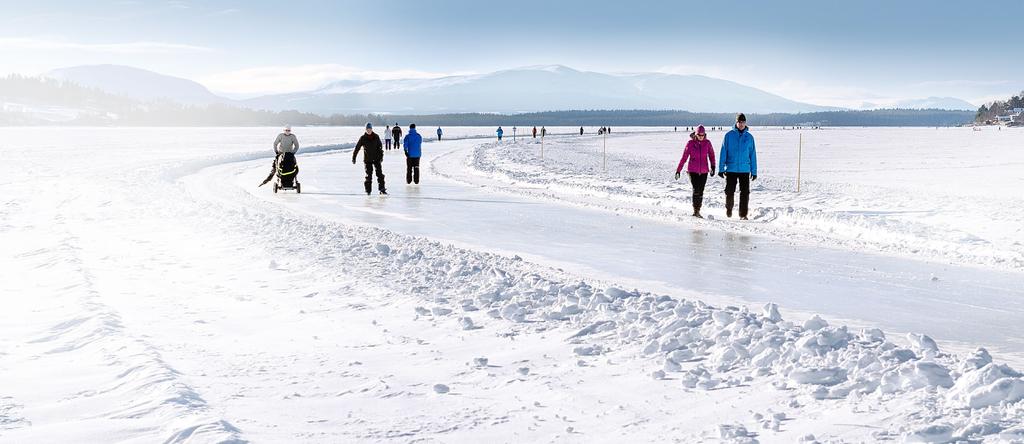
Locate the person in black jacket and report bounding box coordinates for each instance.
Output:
[391,124,403,151]
[353,123,387,195]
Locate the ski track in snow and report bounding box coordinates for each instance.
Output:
[3,127,1024,443]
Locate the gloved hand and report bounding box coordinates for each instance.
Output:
[710,169,715,176]
[352,159,356,164]
[718,172,726,178]
[751,174,757,181]
[674,172,680,180]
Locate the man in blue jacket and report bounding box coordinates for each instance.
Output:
[718,113,758,220]
[403,123,423,184]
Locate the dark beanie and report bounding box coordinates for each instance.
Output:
[736,113,747,122]
[410,123,416,129]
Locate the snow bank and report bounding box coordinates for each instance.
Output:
[394,230,1024,441]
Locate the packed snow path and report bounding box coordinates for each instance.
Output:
[239,137,1024,359]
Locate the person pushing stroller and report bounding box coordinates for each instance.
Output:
[260,125,300,190]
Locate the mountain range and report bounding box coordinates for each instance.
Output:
[38,64,976,115]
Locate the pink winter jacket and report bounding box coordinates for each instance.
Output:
[676,139,716,174]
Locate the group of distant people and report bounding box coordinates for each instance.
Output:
[676,126,723,132]
[383,124,444,150]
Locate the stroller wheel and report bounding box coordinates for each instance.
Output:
[273,183,279,193]
[296,183,301,194]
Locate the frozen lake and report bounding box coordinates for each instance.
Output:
[3,126,1023,442]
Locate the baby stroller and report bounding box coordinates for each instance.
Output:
[261,152,301,193]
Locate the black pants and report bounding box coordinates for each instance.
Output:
[724,172,751,217]
[406,157,421,184]
[687,173,708,211]
[364,161,386,193]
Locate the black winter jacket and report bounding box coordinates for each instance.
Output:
[353,132,384,163]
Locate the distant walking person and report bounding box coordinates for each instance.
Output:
[436,126,443,141]
[718,113,757,219]
[404,124,423,184]
[353,123,387,195]
[497,126,504,141]
[384,125,393,150]
[540,126,547,137]
[532,126,537,138]
[580,126,584,136]
[261,124,299,186]
[675,125,716,218]
[391,124,403,151]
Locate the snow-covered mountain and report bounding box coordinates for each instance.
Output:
[859,96,977,111]
[894,96,977,111]
[242,65,840,114]
[47,65,228,105]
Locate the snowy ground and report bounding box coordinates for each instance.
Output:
[2,127,1024,443]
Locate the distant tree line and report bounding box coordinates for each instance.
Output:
[381,109,973,127]
[975,91,1024,123]
[1,75,973,127]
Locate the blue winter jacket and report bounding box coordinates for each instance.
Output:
[404,129,423,158]
[719,126,757,175]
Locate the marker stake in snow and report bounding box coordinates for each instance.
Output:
[603,130,607,172]
[797,133,803,193]
[541,132,544,161]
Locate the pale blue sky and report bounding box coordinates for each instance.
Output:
[2,0,1020,106]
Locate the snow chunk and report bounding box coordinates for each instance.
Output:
[789,367,847,386]
[903,423,954,443]
[947,363,1024,409]
[762,302,782,322]
[907,332,940,354]
[802,315,828,331]
[573,345,604,356]
[432,384,450,394]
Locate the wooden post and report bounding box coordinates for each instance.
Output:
[541,133,544,161]
[797,133,803,193]
[603,131,607,172]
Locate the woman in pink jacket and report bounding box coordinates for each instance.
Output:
[674,125,716,218]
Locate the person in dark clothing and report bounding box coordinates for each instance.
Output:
[436,126,443,141]
[532,126,537,138]
[718,113,758,219]
[579,126,584,136]
[353,122,387,195]
[404,124,423,184]
[391,124,403,151]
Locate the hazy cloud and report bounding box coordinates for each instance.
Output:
[199,64,474,95]
[0,37,212,54]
